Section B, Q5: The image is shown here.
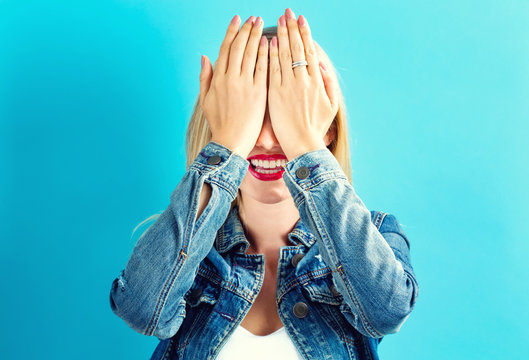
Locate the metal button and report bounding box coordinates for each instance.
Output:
[295,166,310,179]
[291,253,304,268]
[207,155,221,165]
[293,302,309,318]
[330,284,341,297]
[190,287,203,300]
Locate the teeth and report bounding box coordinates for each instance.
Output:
[250,158,286,172]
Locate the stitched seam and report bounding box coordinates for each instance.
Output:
[278,268,333,301]
[146,249,187,335]
[305,193,381,337]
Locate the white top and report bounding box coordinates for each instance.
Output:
[216,324,304,360]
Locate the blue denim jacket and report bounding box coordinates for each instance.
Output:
[109,141,420,359]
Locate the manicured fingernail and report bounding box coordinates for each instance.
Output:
[279,15,286,27]
[320,62,327,71]
[260,35,267,46]
[271,36,277,47]
[245,16,255,25]
[298,15,306,26]
[230,15,240,25]
[254,16,262,27]
[285,8,295,20]
[201,55,205,69]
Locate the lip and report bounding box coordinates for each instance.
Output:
[247,154,287,181]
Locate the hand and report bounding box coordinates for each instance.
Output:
[199,15,269,159]
[268,9,339,161]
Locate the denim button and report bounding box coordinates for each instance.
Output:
[207,155,222,165]
[293,302,309,318]
[190,287,203,300]
[330,284,341,297]
[295,166,310,179]
[291,254,304,267]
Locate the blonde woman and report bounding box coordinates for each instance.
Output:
[110,8,419,360]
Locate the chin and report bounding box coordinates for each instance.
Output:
[239,175,292,204]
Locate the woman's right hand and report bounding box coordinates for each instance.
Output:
[199,15,269,159]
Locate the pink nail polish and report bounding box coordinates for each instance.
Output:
[230,15,239,25]
[254,16,262,27]
[245,16,255,25]
[285,8,295,20]
[298,15,306,26]
[272,36,277,47]
[279,15,286,27]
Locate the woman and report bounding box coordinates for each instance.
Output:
[110,8,420,360]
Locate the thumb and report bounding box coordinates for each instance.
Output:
[319,61,338,109]
[199,55,213,109]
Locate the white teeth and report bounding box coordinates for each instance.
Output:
[250,158,286,173]
[254,168,281,174]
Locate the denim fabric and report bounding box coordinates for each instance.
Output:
[109,141,420,360]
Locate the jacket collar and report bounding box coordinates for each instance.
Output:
[215,205,315,254]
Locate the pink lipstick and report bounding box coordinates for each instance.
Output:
[247,154,287,181]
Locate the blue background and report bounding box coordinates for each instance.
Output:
[1,0,528,359]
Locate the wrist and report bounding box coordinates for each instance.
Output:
[284,139,327,162]
[210,138,249,159]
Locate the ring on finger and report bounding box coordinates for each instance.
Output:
[292,60,308,69]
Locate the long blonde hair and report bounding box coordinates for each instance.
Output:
[132,26,353,240]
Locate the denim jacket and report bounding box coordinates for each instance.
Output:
[109,141,420,360]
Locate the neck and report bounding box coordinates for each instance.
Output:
[238,195,300,255]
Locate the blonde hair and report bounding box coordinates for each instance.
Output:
[132,26,352,240]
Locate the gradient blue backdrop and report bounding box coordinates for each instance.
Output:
[1,0,528,359]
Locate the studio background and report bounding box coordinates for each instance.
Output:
[1,0,528,359]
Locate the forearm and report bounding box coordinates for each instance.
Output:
[282,148,419,338]
[109,141,248,339]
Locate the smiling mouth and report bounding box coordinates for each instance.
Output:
[249,158,286,174]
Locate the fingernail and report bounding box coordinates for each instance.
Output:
[285,8,295,20]
[230,15,240,25]
[271,36,277,47]
[260,35,267,46]
[245,16,256,25]
[298,15,306,26]
[320,62,327,71]
[254,16,262,27]
[279,15,286,27]
[201,55,205,69]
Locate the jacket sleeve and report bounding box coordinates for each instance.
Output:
[282,148,420,338]
[109,141,249,340]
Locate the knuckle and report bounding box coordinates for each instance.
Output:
[280,51,292,62]
[305,46,316,58]
[293,42,304,53]
[231,40,244,52]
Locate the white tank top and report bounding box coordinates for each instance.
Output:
[216,324,304,359]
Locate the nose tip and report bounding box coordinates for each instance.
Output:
[255,117,280,150]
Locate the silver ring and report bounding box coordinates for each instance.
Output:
[292,60,308,69]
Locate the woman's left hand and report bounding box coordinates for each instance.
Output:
[268,8,339,161]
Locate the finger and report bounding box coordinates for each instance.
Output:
[227,15,256,77]
[254,35,269,86]
[297,15,319,77]
[319,61,338,109]
[199,55,213,109]
[216,15,241,74]
[277,15,293,81]
[241,16,264,77]
[284,8,308,79]
[269,36,281,87]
